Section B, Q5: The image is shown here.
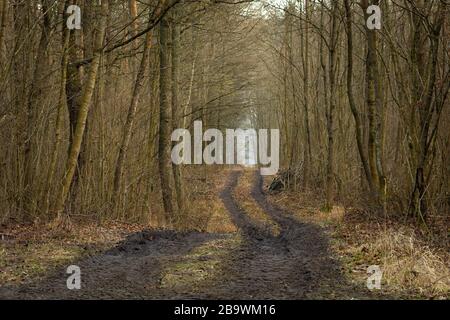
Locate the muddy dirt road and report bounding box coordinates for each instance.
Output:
[0,169,371,299]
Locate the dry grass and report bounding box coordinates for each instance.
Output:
[371,228,449,298]
[0,222,147,286]
[267,186,450,299]
[234,170,280,236]
[332,210,450,299]
[0,167,236,287]
[160,235,243,289]
[177,166,237,233]
[266,186,345,226]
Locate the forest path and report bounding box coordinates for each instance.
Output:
[0,169,370,299]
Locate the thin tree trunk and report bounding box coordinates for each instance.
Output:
[54,0,108,226]
[171,11,185,212]
[361,0,385,203]
[301,0,312,188]
[69,0,94,210]
[319,7,328,188]
[408,0,445,220]
[325,0,339,211]
[44,24,70,216]
[12,0,31,219]
[344,0,376,196]
[113,28,154,207]
[0,0,6,60]
[158,15,178,221]
[65,12,83,209]
[129,0,138,38]
[24,0,53,217]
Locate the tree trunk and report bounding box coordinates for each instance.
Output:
[361,0,386,205]
[12,0,31,219]
[301,0,312,188]
[113,25,154,208]
[0,0,6,60]
[158,15,178,221]
[54,0,108,226]
[344,0,376,196]
[325,0,339,211]
[24,0,53,217]
[44,20,70,216]
[408,0,445,220]
[171,11,185,212]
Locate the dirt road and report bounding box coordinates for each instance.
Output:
[0,169,371,299]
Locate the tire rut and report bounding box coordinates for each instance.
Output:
[215,168,355,298]
[0,169,370,299]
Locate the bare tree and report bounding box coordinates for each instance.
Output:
[158,13,178,221]
[54,0,109,227]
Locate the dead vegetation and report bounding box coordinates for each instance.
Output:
[174,167,237,233]
[234,170,280,236]
[0,222,146,286]
[0,167,236,287]
[370,228,449,298]
[266,181,449,299]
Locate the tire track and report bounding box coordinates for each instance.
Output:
[215,168,369,299]
[219,170,273,241]
[0,169,370,299]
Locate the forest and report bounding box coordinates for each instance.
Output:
[0,0,448,300]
